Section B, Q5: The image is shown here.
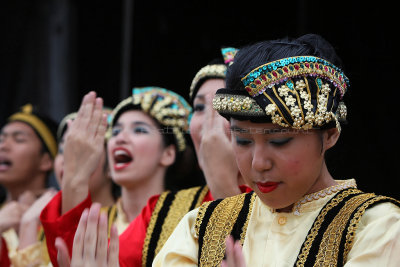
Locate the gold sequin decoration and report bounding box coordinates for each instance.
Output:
[212,93,264,116]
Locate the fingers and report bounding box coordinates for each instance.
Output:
[95,211,108,263]
[234,240,246,266]
[56,237,71,267]
[224,235,235,267]
[71,208,89,260]
[93,113,108,146]
[87,97,104,138]
[108,224,119,267]
[82,203,101,259]
[222,236,246,267]
[76,92,96,129]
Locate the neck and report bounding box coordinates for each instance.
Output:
[119,171,165,222]
[5,174,47,202]
[206,173,242,200]
[90,182,115,208]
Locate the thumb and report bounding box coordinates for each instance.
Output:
[56,237,71,267]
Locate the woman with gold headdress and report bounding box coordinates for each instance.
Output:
[115,50,252,267]
[153,34,400,266]
[40,87,193,266]
[53,49,255,267]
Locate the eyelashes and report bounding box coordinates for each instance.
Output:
[193,104,205,112]
[269,137,293,146]
[235,137,293,147]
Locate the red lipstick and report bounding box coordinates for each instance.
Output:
[112,147,133,171]
[256,181,279,193]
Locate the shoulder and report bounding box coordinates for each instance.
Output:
[359,196,400,226]
[195,192,255,235]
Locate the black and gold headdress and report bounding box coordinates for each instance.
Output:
[107,87,192,152]
[213,56,349,131]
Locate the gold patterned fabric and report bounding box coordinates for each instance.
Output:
[153,179,400,267]
[142,186,208,267]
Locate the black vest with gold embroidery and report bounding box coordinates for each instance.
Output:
[142,185,209,267]
[195,188,400,267]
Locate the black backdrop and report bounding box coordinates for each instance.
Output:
[1,0,399,199]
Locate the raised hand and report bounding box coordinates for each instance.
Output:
[56,203,119,267]
[62,91,108,213]
[198,101,242,199]
[18,188,58,249]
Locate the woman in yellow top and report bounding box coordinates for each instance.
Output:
[152,34,400,266]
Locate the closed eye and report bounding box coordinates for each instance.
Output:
[193,104,205,112]
[235,136,252,146]
[270,137,292,146]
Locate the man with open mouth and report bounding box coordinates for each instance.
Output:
[0,103,58,266]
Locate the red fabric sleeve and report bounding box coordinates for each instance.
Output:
[118,194,160,267]
[0,237,10,267]
[39,190,92,267]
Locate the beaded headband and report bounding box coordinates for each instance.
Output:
[213,56,349,131]
[8,104,58,158]
[242,56,349,99]
[189,64,227,100]
[107,87,192,152]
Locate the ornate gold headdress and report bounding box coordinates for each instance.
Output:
[213,56,349,131]
[107,87,192,152]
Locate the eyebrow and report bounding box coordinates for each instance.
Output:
[193,95,205,101]
[114,121,154,128]
[0,130,31,137]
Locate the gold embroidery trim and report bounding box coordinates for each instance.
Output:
[106,204,118,238]
[154,187,203,257]
[199,193,246,266]
[343,196,400,263]
[142,191,169,266]
[194,200,212,238]
[194,185,210,208]
[295,188,362,266]
[313,193,375,266]
[239,193,257,246]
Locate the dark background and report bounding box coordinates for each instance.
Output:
[1,0,399,199]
